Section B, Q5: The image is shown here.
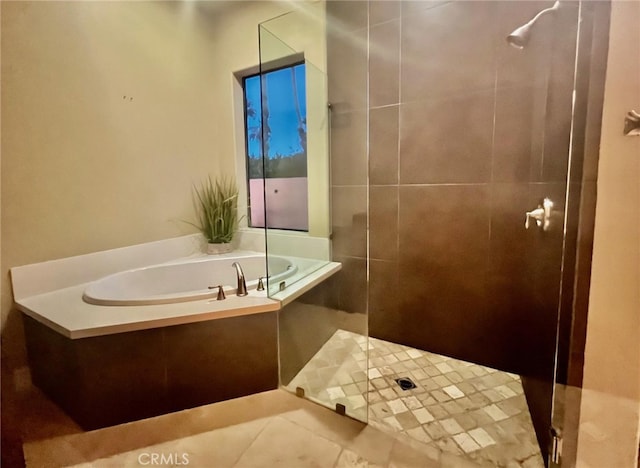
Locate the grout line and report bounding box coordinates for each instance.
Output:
[228,416,274,468]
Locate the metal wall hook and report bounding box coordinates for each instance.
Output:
[623,109,640,136]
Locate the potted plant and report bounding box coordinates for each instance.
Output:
[188,176,241,254]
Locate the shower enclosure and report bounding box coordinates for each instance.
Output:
[258,1,609,466]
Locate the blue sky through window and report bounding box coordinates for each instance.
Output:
[244,63,308,231]
[244,63,307,164]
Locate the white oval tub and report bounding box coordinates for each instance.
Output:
[82,254,297,306]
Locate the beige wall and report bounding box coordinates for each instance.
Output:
[0,1,291,369]
[579,0,640,465]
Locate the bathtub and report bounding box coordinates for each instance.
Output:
[82,254,297,306]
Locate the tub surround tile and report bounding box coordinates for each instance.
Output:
[165,313,278,412]
[24,312,278,431]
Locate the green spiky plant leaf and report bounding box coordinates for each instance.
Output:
[187,176,241,244]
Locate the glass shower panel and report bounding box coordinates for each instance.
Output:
[258,7,331,297]
[259,3,369,424]
[360,0,588,465]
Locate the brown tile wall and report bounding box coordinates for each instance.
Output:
[23,313,278,430]
[328,0,608,457]
[327,1,369,315]
[364,0,579,377]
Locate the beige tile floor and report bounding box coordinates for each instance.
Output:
[15,337,638,468]
[286,330,544,468]
[17,358,639,468]
[24,389,491,468]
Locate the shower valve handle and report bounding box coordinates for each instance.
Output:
[525,198,553,231]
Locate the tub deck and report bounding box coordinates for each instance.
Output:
[16,283,279,339]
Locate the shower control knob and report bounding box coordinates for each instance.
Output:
[525,198,553,231]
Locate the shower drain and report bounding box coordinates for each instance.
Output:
[394,377,417,391]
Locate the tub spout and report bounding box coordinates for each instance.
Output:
[231,262,248,297]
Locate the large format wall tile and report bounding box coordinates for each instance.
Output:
[493,85,546,183]
[540,3,580,183]
[369,185,399,261]
[78,328,167,428]
[495,1,556,90]
[395,185,492,360]
[369,1,400,26]
[401,1,497,102]
[486,183,536,370]
[399,184,490,269]
[327,26,368,113]
[334,255,368,314]
[368,259,400,340]
[332,186,367,259]
[331,110,368,186]
[165,314,278,412]
[369,105,399,185]
[326,1,368,34]
[369,19,400,108]
[23,314,278,430]
[325,1,604,461]
[399,92,494,184]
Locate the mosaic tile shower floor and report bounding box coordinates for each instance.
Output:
[286,329,545,467]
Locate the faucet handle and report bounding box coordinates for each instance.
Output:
[257,277,265,291]
[209,284,227,301]
[208,285,226,300]
[525,198,553,231]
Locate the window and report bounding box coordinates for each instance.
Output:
[243,63,308,231]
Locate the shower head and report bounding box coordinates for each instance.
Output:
[506,1,561,49]
[507,22,535,49]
